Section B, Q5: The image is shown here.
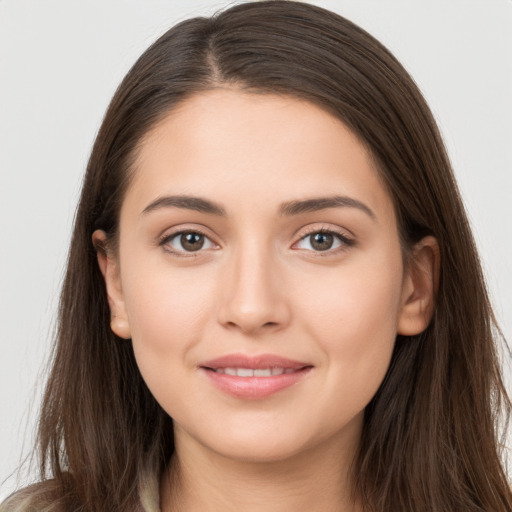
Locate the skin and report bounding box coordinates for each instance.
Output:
[94,89,438,511]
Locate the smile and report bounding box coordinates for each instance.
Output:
[199,353,313,399]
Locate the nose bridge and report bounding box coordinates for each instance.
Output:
[217,233,288,334]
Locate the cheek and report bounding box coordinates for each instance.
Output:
[120,257,217,390]
[300,251,403,332]
[123,249,217,332]
[297,250,403,396]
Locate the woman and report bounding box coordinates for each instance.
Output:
[2,1,511,510]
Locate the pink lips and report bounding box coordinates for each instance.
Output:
[199,353,313,400]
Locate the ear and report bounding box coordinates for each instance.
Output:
[397,236,440,336]
[92,230,131,339]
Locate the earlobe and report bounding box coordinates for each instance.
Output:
[92,230,132,339]
[397,236,440,336]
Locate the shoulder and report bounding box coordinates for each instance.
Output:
[1,466,161,512]
[0,481,62,512]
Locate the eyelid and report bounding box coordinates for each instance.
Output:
[292,224,355,254]
[158,225,219,257]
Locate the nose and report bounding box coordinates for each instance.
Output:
[217,241,291,335]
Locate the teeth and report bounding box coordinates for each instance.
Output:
[213,367,294,377]
[254,369,272,377]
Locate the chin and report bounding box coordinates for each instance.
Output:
[210,436,313,465]
[179,412,361,467]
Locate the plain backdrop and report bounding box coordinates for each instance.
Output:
[1,0,511,499]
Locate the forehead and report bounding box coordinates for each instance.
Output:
[124,89,394,222]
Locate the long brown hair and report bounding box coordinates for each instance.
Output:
[4,1,511,510]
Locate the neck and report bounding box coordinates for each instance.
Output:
[160,427,362,512]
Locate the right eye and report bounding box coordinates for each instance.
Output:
[160,230,216,255]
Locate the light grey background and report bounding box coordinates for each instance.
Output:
[1,0,511,498]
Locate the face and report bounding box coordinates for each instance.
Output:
[97,89,433,465]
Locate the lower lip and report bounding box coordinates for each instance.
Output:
[201,367,312,400]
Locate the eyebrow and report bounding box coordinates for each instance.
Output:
[278,196,375,219]
[141,194,375,220]
[142,195,226,216]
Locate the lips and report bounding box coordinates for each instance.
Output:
[199,353,313,400]
[201,353,310,371]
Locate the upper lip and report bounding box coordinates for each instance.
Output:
[200,353,311,370]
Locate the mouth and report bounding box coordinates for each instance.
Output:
[204,367,307,377]
[199,354,313,399]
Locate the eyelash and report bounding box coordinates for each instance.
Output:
[159,227,215,258]
[158,227,355,258]
[294,227,355,256]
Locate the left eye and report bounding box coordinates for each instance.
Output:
[295,231,348,252]
[164,231,216,253]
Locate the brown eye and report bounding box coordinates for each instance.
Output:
[310,232,334,251]
[295,230,353,253]
[163,231,215,254]
[180,232,205,251]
